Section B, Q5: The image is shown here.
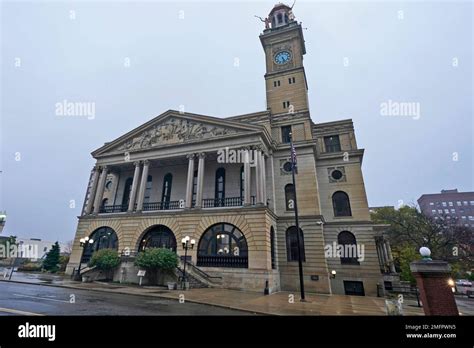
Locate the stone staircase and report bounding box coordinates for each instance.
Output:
[176,261,223,289]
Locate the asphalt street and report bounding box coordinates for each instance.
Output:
[0,281,251,316]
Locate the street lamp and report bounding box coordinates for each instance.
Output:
[331,270,337,279]
[75,236,94,281]
[181,236,195,290]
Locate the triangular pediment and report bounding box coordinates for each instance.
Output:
[93,110,263,157]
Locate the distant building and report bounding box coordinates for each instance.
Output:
[418,189,474,228]
[16,238,67,261]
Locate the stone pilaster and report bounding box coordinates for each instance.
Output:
[185,154,195,208]
[85,166,100,215]
[92,166,108,214]
[136,160,150,212]
[195,153,205,208]
[128,161,142,212]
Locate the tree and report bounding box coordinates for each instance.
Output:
[135,248,179,285]
[42,242,60,273]
[88,249,120,280]
[371,205,473,277]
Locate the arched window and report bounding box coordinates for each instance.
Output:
[215,168,225,207]
[337,231,359,265]
[143,175,153,204]
[286,226,305,262]
[240,166,244,203]
[191,170,198,206]
[122,177,133,207]
[285,184,295,211]
[161,173,173,209]
[270,226,276,269]
[332,191,352,217]
[140,225,176,252]
[197,223,248,268]
[81,227,118,263]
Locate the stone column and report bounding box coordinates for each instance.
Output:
[128,161,142,212]
[92,166,108,214]
[136,160,150,212]
[85,166,100,215]
[195,153,205,208]
[185,154,195,208]
[255,149,263,204]
[410,260,459,316]
[244,150,251,205]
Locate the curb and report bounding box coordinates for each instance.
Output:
[0,279,269,316]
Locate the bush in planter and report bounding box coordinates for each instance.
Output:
[88,249,121,280]
[134,248,179,285]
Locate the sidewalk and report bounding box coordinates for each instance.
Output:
[0,270,424,316]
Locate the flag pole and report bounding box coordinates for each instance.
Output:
[289,132,305,301]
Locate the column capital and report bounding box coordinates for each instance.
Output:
[133,161,141,167]
[187,153,196,160]
[100,165,108,171]
[143,160,150,166]
[198,152,206,159]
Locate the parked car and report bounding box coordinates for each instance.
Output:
[455,279,473,296]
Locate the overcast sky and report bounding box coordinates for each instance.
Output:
[1,0,472,243]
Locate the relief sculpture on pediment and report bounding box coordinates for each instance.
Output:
[116,117,237,151]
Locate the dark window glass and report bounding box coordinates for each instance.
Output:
[286,226,305,262]
[324,135,341,152]
[81,227,118,263]
[144,175,152,204]
[192,170,198,205]
[215,168,225,206]
[240,166,244,202]
[122,177,133,206]
[277,13,283,23]
[270,227,276,269]
[281,125,292,143]
[332,191,352,217]
[331,170,343,180]
[338,231,359,265]
[161,173,173,208]
[140,225,176,251]
[197,223,248,268]
[285,184,295,211]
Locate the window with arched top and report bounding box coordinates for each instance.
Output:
[144,175,153,204]
[286,226,305,262]
[139,225,177,252]
[285,184,295,211]
[161,173,173,209]
[332,191,352,217]
[197,223,248,268]
[337,231,359,265]
[215,168,226,206]
[122,177,133,207]
[81,227,118,263]
[240,166,244,203]
[270,226,276,269]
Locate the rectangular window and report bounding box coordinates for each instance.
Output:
[281,125,292,143]
[442,202,447,207]
[431,209,436,213]
[450,209,455,213]
[469,216,474,221]
[463,201,468,205]
[457,201,462,206]
[324,135,341,152]
[288,77,296,84]
[429,202,434,205]
[470,201,474,205]
[438,209,443,214]
[448,201,453,206]
[282,101,290,109]
[273,80,281,87]
[444,209,449,214]
[462,216,467,219]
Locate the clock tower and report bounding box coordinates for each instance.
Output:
[260,4,309,115]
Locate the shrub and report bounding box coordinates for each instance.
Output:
[43,242,60,273]
[88,249,121,271]
[135,248,179,272]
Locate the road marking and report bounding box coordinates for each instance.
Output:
[14,293,70,303]
[0,306,44,316]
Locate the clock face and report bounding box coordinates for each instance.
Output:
[274,51,292,65]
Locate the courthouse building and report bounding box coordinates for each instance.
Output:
[67,3,392,296]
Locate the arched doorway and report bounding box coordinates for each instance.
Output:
[139,225,177,252]
[197,223,248,268]
[81,227,118,263]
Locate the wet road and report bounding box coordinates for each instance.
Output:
[0,282,250,316]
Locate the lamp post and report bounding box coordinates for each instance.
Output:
[75,236,94,281]
[181,236,195,290]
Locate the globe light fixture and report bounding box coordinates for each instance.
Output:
[419,247,432,260]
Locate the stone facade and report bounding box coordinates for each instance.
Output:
[67,3,387,296]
